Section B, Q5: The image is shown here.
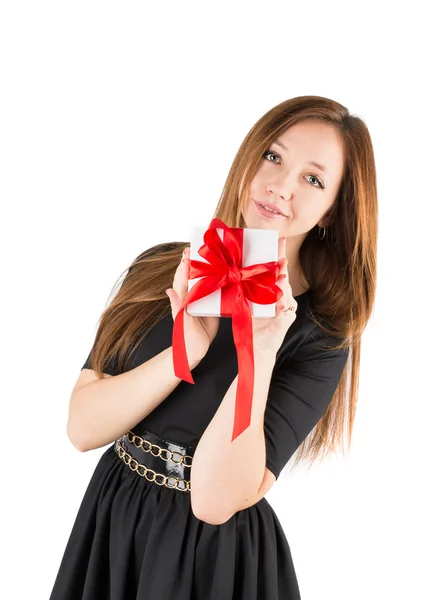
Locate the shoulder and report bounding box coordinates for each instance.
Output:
[288,320,350,380]
[281,294,349,365]
[302,322,349,355]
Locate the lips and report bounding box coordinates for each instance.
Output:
[254,200,287,217]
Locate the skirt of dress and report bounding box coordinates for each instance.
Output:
[49,444,301,600]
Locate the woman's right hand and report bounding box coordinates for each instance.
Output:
[166,246,220,365]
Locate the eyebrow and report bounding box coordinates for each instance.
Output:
[273,138,329,176]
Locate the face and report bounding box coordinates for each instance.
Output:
[242,120,345,241]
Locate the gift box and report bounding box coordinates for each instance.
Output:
[170,218,284,443]
[187,224,279,318]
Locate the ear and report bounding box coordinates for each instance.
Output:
[318,212,334,228]
[319,204,336,229]
[317,219,330,228]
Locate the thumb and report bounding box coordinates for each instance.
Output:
[277,301,297,321]
[166,288,182,320]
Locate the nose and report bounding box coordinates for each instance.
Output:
[266,174,294,202]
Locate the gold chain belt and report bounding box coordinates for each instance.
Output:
[114,429,195,493]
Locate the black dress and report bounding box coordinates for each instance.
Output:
[49,246,349,600]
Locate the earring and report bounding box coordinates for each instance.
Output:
[318,225,326,240]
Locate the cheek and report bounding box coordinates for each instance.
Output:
[244,180,258,210]
[293,202,328,230]
[248,177,259,197]
[301,203,319,220]
[250,172,264,198]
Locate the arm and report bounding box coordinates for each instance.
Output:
[67,346,201,452]
[190,346,277,525]
[190,325,350,525]
[68,241,192,452]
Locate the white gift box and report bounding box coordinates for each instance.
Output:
[186,225,279,318]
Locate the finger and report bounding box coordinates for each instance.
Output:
[168,250,190,317]
[282,237,288,264]
[166,286,186,322]
[172,252,188,303]
[278,236,285,261]
[276,239,292,307]
[277,251,289,280]
[171,254,183,294]
[278,303,297,318]
[180,251,190,295]
[275,272,289,305]
[280,239,289,276]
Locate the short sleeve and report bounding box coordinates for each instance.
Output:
[81,350,118,375]
[80,241,183,375]
[264,324,349,480]
[81,351,93,371]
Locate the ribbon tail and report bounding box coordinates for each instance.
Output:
[230,302,255,442]
[172,306,195,384]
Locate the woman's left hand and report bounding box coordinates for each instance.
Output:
[251,236,298,354]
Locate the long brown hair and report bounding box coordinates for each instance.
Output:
[87,95,378,467]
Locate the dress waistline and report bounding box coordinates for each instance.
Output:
[114,426,196,493]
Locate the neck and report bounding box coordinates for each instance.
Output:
[285,233,310,296]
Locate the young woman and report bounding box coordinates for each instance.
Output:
[50,95,378,599]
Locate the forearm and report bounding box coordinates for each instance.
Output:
[67,346,201,452]
[190,346,277,522]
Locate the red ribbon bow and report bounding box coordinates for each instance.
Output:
[171,218,283,442]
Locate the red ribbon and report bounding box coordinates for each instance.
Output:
[171,218,283,442]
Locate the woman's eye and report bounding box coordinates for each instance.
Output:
[263,150,280,163]
[263,149,325,190]
[305,174,325,189]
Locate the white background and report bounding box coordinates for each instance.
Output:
[1,2,443,599]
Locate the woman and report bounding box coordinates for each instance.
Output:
[50,95,378,599]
